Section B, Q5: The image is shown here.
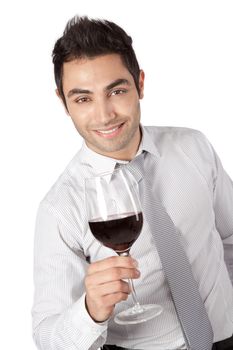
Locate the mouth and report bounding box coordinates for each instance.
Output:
[94,123,125,139]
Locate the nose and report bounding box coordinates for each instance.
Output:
[95,98,116,125]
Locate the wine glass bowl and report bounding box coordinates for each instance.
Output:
[88,211,143,254]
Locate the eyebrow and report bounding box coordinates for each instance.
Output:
[67,78,131,99]
[106,78,131,91]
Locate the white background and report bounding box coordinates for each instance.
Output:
[0,1,232,349]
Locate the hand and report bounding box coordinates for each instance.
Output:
[84,256,140,322]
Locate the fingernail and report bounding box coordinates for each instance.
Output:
[133,259,138,267]
[135,269,140,277]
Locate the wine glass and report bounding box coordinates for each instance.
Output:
[85,166,163,324]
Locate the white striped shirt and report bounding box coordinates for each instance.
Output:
[32,125,233,350]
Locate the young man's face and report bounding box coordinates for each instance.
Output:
[58,53,144,160]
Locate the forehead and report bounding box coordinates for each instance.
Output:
[62,54,133,91]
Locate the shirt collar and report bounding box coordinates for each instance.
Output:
[140,125,160,157]
[79,124,160,174]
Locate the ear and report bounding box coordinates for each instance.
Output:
[55,89,70,116]
[138,70,145,99]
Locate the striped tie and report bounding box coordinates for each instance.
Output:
[127,152,213,350]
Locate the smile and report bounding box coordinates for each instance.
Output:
[98,125,120,134]
[94,123,124,138]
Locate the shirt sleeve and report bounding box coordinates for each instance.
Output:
[32,202,108,350]
[183,130,233,283]
[211,145,233,283]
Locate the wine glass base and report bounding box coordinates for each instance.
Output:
[114,304,163,325]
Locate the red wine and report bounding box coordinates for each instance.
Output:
[89,212,143,253]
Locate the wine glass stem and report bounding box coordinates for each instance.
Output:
[119,251,144,312]
[128,278,139,305]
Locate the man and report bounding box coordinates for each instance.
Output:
[32,15,233,350]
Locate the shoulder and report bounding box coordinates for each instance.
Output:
[144,125,218,188]
[144,125,205,141]
[35,149,88,251]
[144,125,213,156]
[39,149,85,225]
[144,125,217,172]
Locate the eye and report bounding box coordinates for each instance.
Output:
[74,96,91,104]
[110,89,127,96]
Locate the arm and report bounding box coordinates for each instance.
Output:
[179,129,233,283]
[32,202,139,350]
[211,147,233,283]
[32,202,107,350]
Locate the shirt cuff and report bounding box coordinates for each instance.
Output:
[70,293,108,336]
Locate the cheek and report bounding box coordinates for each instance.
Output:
[123,99,140,118]
[68,111,87,131]
[112,96,139,116]
[68,105,91,125]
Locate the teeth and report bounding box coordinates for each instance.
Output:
[98,126,120,134]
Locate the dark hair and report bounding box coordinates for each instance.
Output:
[52,15,140,109]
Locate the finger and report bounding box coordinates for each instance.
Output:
[90,280,131,297]
[87,289,130,310]
[102,291,130,307]
[88,255,138,275]
[85,266,140,287]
